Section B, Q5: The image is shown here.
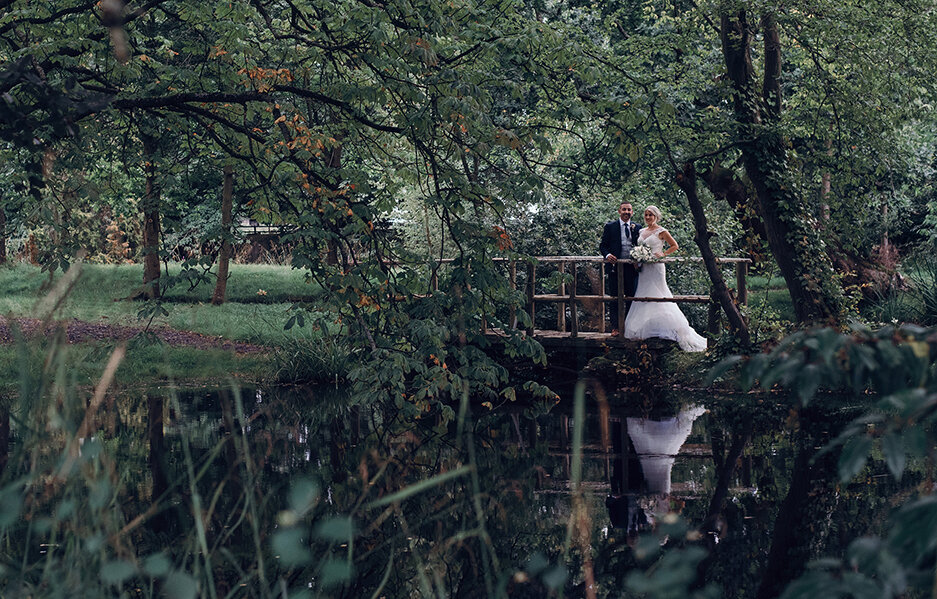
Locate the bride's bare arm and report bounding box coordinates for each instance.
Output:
[659,230,678,257]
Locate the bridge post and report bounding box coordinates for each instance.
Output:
[557,262,566,331]
[526,262,535,335]
[616,266,625,335]
[735,261,748,306]
[570,262,578,338]
[599,263,606,333]
[707,290,721,337]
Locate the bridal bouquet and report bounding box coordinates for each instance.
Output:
[629,243,654,265]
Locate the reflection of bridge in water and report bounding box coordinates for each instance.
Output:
[505,403,754,534]
[538,406,710,494]
[437,256,751,349]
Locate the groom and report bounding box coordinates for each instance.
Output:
[599,201,641,335]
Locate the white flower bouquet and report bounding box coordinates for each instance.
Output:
[629,243,654,265]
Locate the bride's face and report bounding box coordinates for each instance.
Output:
[644,210,657,226]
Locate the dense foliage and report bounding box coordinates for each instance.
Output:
[4,2,937,596]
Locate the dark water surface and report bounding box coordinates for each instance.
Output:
[4,383,919,597]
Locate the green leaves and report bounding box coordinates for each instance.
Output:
[837,436,871,482]
[272,528,313,567]
[271,480,357,590]
[314,517,354,542]
[0,485,23,529]
[319,558,353,588]
[162,571,198,599]
[520,552,567,591]
[284,312,305,330]
[881,432,906,480]
[287,477,320,517]
[626,545,718,599]
[99,560,135,586]
[712,325,937,405]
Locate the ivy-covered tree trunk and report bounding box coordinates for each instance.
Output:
[701,163,769,264]
[141,134,161,299]
[0,408,8,475]
[326,141,342,266]
[720,9,841,323]
[0,206,6,265]
[211,164,234,306]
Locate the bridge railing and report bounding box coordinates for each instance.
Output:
[427,256,751,338]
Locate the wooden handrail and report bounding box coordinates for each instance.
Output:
[413,254,751,339]
[521,256,751,263]
[395,255,752,265]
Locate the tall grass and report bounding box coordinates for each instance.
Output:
[907,252,937,324]
[272,334,357,385]
[865,251,937,325]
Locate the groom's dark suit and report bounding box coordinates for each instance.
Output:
[599,219,641,331]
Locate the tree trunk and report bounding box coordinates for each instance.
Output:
[820,136,832,222]
[720,10,840,323]
[147,394,167,500]
[141,134,161,299]
[755,448,814,599]
[0,409,8,475]
[326,142,342,266]
[211,164,235,305]
[676,162,751,345]
[704,418,752,537]
[147,393,172,532]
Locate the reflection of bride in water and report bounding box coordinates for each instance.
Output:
[627,405,706,495]
[606,406,706,534]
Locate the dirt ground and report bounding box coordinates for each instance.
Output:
[0,316,266,353]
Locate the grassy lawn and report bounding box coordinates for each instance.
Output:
[733,274,795,321]
[0,262,333,388]
[746,274,787,290]
[0,262,323,346]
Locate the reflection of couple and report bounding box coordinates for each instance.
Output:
[607,406,706,536]
[599,202,707,352]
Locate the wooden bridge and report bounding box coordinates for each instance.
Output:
[447,256,752,349]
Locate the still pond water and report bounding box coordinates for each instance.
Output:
[7,381,916,597]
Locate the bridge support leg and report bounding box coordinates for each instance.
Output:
[707,290,721,337]
[527,262,535,336]
[509,261,517,328]
[570,263,578,338]
[557,262,566,332]
[736,261,748,306]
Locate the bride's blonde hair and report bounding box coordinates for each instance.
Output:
[645,205,662,221]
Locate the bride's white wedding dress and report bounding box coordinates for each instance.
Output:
[624,228,707,352]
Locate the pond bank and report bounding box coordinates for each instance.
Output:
[0,340,275,392]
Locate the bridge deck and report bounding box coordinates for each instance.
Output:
[485,329,682,350]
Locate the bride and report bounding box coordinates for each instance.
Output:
[624,206,707,352]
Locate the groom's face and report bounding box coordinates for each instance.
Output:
[618,203,633,222]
